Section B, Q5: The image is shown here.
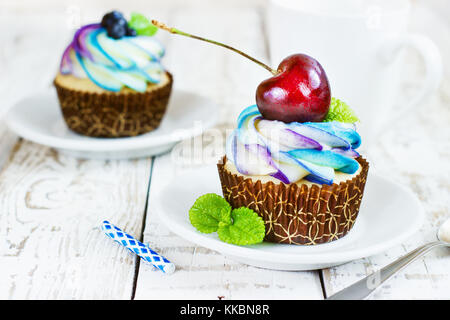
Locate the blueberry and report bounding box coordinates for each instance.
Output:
[101,11,124,28]
[109,11,123,20]
[117,17,127,26]
[101,17,114,28]
[108,24,126,39]
[126,26,137,37]
[101,11,129,39]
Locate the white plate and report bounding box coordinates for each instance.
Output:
[154,165,424,271]
[5,89,218,160]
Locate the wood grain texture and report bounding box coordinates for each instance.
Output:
[0,141,152,299]
[0,1,448,300]
[133,8,324,300]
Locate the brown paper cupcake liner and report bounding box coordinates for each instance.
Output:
[217,156,369,245]
[53,72,173,138]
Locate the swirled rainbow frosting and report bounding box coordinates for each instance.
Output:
[60,23,166,92]
[226,105,361,185]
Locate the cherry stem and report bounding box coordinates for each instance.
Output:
[152,20,279,76]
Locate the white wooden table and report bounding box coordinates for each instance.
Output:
[0,2,449,300]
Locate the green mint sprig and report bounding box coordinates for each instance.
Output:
[128,13,158,36]
[189,194,265,246]
[324,97,359,123]
[189,193,231,233]
[218,207,266,245]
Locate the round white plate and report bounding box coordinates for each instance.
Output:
[154,165,424,271]
[5,89,218,159]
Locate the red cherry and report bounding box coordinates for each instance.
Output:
[256,54,331,123]
[152,23,331,123]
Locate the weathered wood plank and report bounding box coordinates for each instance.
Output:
[0,140,153,299]
[1,0,448,300]
[134,7,324,300]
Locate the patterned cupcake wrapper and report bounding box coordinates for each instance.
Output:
[217,156,369,245]
[53,72,173,138]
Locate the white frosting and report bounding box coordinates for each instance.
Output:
[224,158,361,186]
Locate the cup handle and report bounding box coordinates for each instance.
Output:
[377,34,442,131]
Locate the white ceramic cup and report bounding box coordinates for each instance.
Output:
[267,0,442,147]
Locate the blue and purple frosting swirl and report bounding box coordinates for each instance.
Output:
[60,24,166,92]
[226,105,361,185]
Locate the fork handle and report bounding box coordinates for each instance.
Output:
[326,241,445,300]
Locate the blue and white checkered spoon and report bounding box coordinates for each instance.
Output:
[101,220,175,274]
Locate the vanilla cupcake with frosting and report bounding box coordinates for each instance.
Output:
[54,11,172,137]
[218,101,369,245]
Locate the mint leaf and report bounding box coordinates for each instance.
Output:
[218,207,265,245]
[189,195,265,245]
[189,193,231,233]
[324,97,359,123]
[128,13,158,36]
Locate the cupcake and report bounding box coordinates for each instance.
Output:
[146,21,368,245]
[54,11,172,138]
[217,54,369,245]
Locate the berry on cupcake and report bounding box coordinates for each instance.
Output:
[54,11,172,138]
